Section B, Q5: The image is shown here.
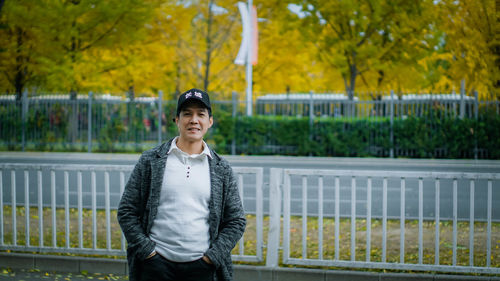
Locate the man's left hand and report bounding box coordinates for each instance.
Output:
[202,255,213,265]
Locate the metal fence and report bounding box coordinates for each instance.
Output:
[256,92,500,118]
[0,92,247,152]
[267,168,500,274]
[0,91,500,158]
[0,163,264,262]
[0,92,176,152]
[1,163,499,274]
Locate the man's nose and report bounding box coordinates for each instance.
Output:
[189,114,200,123]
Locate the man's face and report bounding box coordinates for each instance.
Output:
[175,101,213,143]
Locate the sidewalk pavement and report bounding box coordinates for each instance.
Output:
[1,253,499,281]
[0,268,128,281]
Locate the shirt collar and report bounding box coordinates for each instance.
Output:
[167,136,212,159]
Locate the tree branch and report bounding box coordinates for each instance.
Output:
[0,0,5,16]
[80,13,125,51]
[359,71,370,88]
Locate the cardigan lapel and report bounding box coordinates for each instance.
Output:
[146,140,172,233]
[150,157,166,203]
[207,150,222,241]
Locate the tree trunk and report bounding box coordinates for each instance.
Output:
[0,0,5,15]
[175,40,182,96]
[175,61,181,96]
[349,62,357,100]
[343,54,357,118]
[14,27,25,101]
[69,20,78,144]
[493,0,500,98]
[377,70,385,88]
[203,0,214,92]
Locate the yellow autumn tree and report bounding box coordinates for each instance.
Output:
[290,0,441,99]
[433,0,498,99]
[1,0,498,100]
[252,1,331,95]
[0,0,50,98]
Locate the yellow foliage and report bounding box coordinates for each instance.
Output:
[0,0,497,99]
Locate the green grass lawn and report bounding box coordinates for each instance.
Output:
[1,206,499,270]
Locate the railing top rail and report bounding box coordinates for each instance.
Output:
[0,163,264,174]
[284,168,500,180]
[1,164,498,179]
[232,167,264,174]
[0,163,134,171]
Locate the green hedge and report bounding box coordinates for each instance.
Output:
[210,113,500,159]
[1,102,499,158]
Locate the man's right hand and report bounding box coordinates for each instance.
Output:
[146,251,157,259]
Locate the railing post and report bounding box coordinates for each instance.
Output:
[452,89,457,117]
[474,90,478,159]
[21,89,28,151]
[87,91,93,153]
[390,90,394,158]
[266,168,282,267]
[309,90,314,156]
[158,90,163,145]
[474,90,479,119]
[232,91,237,155]
[460,79,465,119]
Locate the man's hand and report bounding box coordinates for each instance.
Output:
[202,255,213,265]
[146,251,157,259]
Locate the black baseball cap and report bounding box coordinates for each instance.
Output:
[175,88,212,117]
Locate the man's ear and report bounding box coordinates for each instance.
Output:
[208,116,213,128]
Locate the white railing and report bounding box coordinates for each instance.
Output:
[232,167,264,262]
[0,163,264,262]
[1,163,498,274]
[267,168,500,274]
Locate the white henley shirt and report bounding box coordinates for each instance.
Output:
[149,137,212,262]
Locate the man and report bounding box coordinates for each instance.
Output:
[117,88,246,281]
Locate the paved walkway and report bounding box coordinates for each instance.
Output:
[2,266,499,281]
[0,268,127,281]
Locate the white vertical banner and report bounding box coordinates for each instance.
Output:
[235,2,249,65]
[235,1,258,116]
[235,3,257,65]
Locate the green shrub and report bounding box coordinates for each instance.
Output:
[209,113,500,159]
[1,102,499,159]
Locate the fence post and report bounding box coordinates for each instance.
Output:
[390,90,394,158]
[474,90,479,120]
[158,90,163,145]
[266,168,282,267]
[87,92,93,153]
[474,90,478,159]
[231,91,237,155]
[21,89,28,152]
[460,79,465,119]
[309,90,314,156]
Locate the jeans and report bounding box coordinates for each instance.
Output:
[140,254,215,281]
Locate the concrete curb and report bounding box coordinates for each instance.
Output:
[0,252,128,275]
[2,151,499,168]
[0,253,498,281]
[234,265,500,281]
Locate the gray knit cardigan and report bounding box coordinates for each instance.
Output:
[117,139,246,281]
